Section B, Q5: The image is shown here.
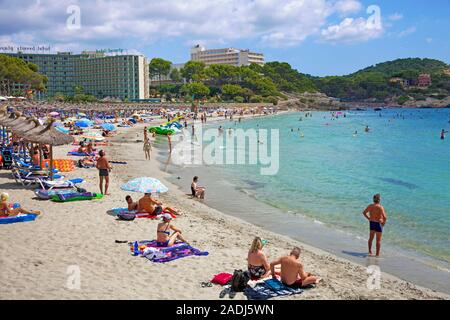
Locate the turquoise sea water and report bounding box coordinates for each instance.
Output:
[195,108,450,263]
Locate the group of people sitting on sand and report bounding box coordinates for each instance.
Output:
[247,237,321,288]
[77,141,96,155]
[125,193,187,247]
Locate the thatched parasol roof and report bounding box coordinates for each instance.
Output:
[22,118,74,146]
[12,117,41,135]
[1,111,22,127]
[5,114,28,129]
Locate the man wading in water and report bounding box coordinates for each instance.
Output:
[363,193,387,257]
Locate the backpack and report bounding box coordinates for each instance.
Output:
[117,212,136,221]
[230,269,250,292]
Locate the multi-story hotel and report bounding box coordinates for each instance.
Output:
[190,45,264,67]
[5,51,150,100]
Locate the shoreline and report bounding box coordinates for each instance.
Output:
[0,119,448,299]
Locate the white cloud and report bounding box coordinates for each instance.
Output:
[388,13,403,21]
[333,0,363,15]
[0,0,378,50]
[321,17,384,43]
[426,38,433,43]
[397,27,417,38]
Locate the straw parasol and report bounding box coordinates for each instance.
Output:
[12,117,41,135]
[21,118,74,179]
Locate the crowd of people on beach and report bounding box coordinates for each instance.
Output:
[0,100,400,298]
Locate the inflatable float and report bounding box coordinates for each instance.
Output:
[148,126,175,136]
[51,192,103,202]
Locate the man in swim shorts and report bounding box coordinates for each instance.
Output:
[96,150,112,195]
[363,193,388,257]
[270,247,319,288]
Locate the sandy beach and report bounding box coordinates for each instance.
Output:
[0,119,448,300]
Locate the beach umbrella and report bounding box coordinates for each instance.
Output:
[49,112,59,116]
[121,177,168,194]
[80,131,105,141]
[77,112,87,117]
[55,126,70,134]
[75,118,93,128]
[100,123,116,131]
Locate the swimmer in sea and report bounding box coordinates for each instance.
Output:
[365,126,370,133]
[362,193,387,257]
[441,129,448,140]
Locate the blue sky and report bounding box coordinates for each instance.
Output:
[0,0,449,76]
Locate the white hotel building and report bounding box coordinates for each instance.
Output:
[190,45,264,67]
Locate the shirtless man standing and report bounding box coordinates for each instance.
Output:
[96,150,112,195]
[363,193,387,257]
[270,247,319,288]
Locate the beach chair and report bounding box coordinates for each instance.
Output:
[39,178,84,190]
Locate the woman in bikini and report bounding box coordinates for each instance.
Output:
[247,237,271,279]
[156,214,187,247]
[0,192,41,217]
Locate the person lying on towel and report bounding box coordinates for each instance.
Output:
[0,192,42,217]
[156,214,188,247]
[137,193,179,216]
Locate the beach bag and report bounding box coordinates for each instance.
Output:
[211,273,233,286]
[230,269,250,292]
[117,212,136,221]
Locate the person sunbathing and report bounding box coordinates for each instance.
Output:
[0,192,41,217]
[78,142,87,153]
[156,214,187,247]
[191,176,205,199]
[126,195,138,211]
[137,193,179,216]
[86,142,96,154]
[247,237,271,279]
[270,247,320,288]
[78,156,95,168]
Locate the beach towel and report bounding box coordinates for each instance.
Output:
[243,279,303,300]
[0,213,38,225]
[129,240,208,263]
[109,207,176,219]
[67,151,96,157]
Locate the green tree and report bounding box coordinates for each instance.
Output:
[181,61,206,82]
[181,82,210,99]
[149,58,172,87]
[221,84,243,100]
[170,68,182,82]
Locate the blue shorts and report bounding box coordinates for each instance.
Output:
[156,240,169,247]
[370,221,383,233]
